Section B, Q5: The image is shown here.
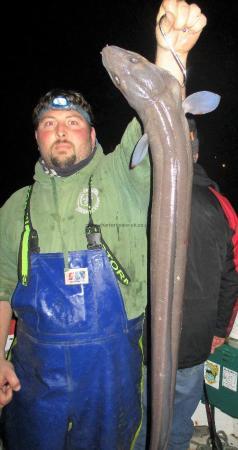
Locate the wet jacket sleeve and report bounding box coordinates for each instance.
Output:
[214,214,238,337]
[0,195,24,303]
[112,117,150,192]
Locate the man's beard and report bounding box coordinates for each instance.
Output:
[50,153,76,169]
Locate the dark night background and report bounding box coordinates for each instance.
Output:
[1,0,237,210]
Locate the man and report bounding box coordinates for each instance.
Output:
[138,118,238,450]
[0,2,206,449]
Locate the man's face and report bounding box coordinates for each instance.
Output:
[35,109,96,169]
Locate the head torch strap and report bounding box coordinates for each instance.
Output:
[38,96,92,125]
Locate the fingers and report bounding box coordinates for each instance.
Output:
[189,12,207,35]
[160,0,178,19]
[0,384,14,407]
[210,336,225,353]
[0,371,21,407]
[5,370,21,392]
[173,3,198,30]
[157,0,177,34]
[183,3,207,34]
[158,0,207,34]
[0,362,21,402]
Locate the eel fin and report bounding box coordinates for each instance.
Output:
[131,133,149,168]
[183,91,221,115]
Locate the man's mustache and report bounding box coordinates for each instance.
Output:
[50,140,75,152]
[53,139,72,145]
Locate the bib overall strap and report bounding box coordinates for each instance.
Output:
[86,175,131,286]
[18,185,40,286]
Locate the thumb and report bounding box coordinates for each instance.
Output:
[162,11,176,33]
[7,370,21,391]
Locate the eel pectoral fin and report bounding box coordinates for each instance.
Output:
[182,91,221,115]
[131,133,149,168]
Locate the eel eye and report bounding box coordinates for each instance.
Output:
[114,75,120,85]
[130,57,138,63]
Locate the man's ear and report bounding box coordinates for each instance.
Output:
[91,127,96,148]
[35,130,40,151]
[193,153,199,163]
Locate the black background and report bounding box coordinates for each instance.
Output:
[1,0,237,209]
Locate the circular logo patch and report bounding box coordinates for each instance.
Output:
[75,187,100,214]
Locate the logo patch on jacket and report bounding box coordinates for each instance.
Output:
[75,187,100,214]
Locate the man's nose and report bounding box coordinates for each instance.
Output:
[56,123,67,137]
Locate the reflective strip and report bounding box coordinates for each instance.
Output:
[18,185,35,286]
[21,223,31,286]
[130,335,144,450]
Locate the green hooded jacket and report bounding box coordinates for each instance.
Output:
[0,118,150,319]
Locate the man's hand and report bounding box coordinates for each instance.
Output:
[0,359,21,407]
[155,0,207,87]
[210,336,225,354]
[156,0,207,56]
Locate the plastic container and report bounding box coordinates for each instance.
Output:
[204,343,238,418]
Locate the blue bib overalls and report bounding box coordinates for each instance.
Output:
[3,248,143,450]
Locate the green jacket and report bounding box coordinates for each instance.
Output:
[0,119,150,319]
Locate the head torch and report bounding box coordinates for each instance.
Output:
[37,95,92,125]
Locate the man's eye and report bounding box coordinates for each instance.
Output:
[68,119,80,126]
[43,120,55,127]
